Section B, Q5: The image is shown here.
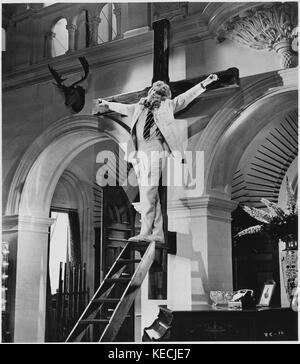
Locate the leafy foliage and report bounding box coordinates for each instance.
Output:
[235,178,298,243]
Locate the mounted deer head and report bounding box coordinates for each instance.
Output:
[48,56,89,113]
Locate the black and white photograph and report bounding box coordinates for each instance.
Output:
[257,280,276,307]
[1,0,298,347]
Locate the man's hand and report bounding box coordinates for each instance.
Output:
[98,98,110,106]
[202,74,219,88]
[92,98,110,114]
[98,98,110,112]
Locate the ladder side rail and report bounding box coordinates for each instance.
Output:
[66,243,131,342]
[100,241,156,342]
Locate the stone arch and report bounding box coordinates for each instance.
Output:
[2,114,132,342]
[96,2,119,44]
[208,90,297,194]
[70,3,97,25]
[95,2,107,16]
[52,169,90,213]
[5,114,130,218]
[196,68,298,198]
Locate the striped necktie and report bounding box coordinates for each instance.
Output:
[143,109,154,140]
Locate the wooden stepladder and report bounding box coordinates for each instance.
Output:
[66,240,155,342]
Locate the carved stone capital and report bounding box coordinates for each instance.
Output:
[168,195,237,221]
[45,30,55,40]
[291,26,298,52]
[273,38,298,69]
[92,15,102,25]
[66,23,77,32]
[113,6,121,17]
[217,2,298,69]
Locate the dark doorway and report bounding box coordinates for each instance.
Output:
[93,186,136,341]
[232,205,281,306]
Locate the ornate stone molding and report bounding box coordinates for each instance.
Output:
[28,4,44,11]
[168,196,237,222]
[3,14,211,91]
[217,2,298,69]
[4,114,129,216]
[2,215,55,233]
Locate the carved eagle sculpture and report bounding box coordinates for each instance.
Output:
[48,56,89,113]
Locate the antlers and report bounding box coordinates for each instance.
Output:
[48,64,67,87]
[48,57,90,113]
[72,56,89,87]
[48,56,89,89]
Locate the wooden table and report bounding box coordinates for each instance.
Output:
[143,304,298,342]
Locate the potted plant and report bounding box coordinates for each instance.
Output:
[235,178,298,305]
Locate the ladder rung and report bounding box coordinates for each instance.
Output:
[107,237,128,242]
[118,259,141,264]
[79,319,109,325]
[107,226,132,232]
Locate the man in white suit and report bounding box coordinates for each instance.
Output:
[97,74,218,242]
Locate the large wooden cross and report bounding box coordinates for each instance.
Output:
[151,19,170,251]
[151,19,239,249]
[96,19,239,299]
[150,19,239,298]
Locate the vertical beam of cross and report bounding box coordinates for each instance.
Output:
[151,19,171,248]
[152,19,170,85]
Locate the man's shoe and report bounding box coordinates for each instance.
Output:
[128,234,152,242]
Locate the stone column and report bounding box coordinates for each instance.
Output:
[168,196,237,304]
[91,16,101,46]
[113,5,122,40]
[2,215,55,342]
[66,23,77,54]
[44,31,55,58]
[215,2,298,69]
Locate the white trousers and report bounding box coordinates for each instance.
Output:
[132,139,167,238]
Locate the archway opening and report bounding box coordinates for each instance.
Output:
[199,84,298,308]
[203,91,298,307]
[44,138,138,342]
[97,3,118,44]
[51,18,68,57]
[4,114,137,342]
[231,107,298,306]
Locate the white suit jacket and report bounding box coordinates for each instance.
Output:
[96,83,206,162]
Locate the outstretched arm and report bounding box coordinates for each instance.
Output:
[95,98,136,118]
[172,74,218,113]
